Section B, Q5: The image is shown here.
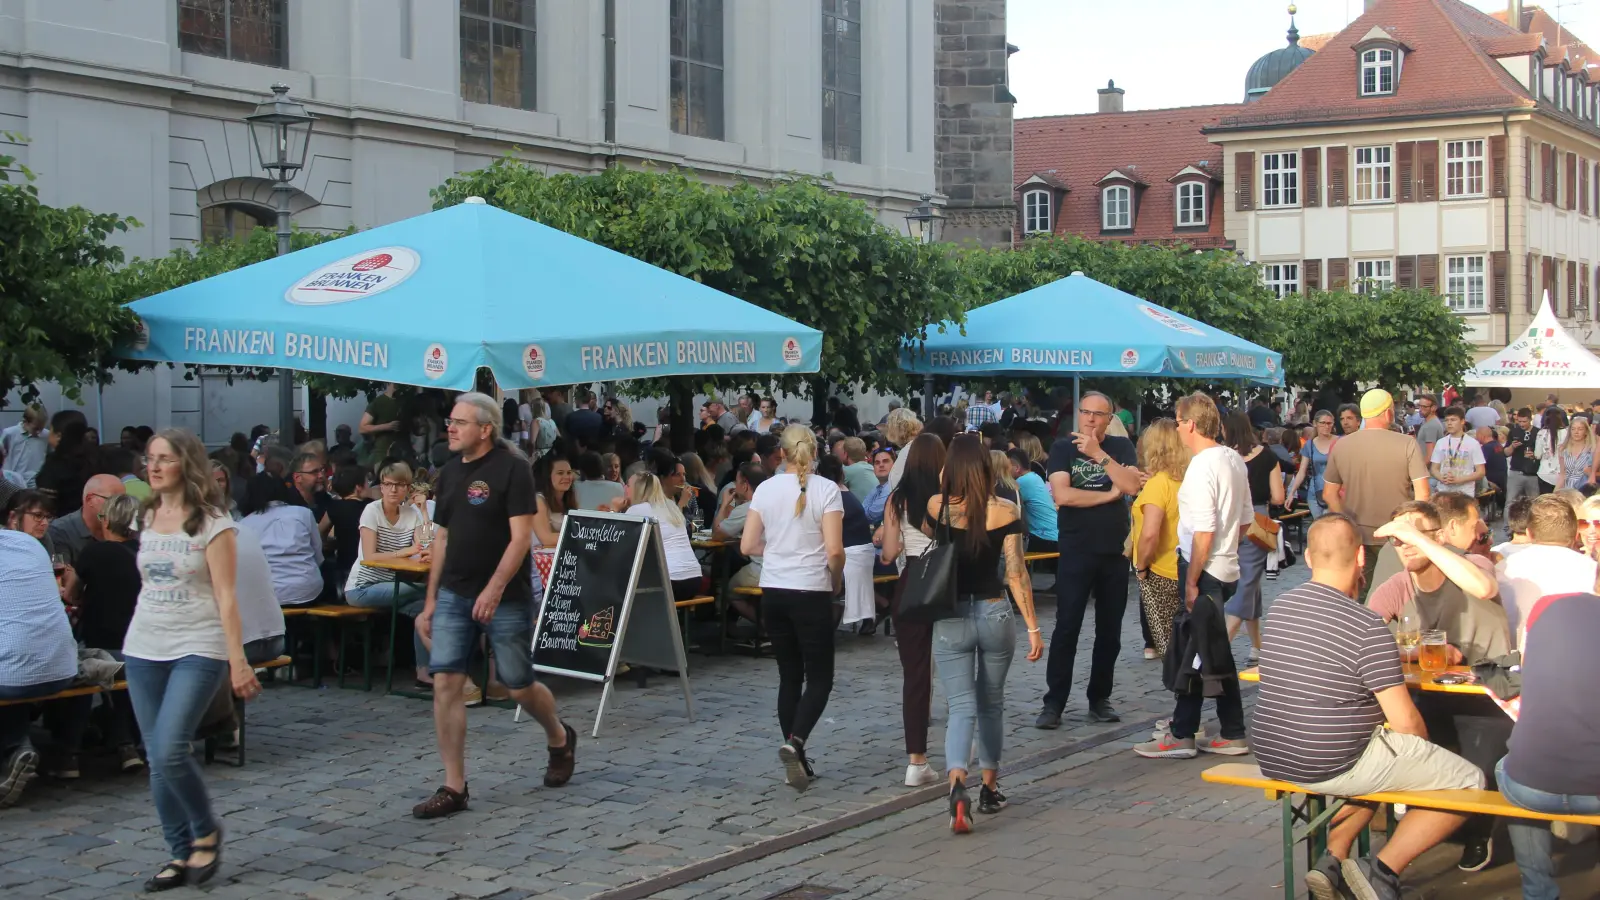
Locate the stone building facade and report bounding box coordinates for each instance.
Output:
[935,0,1016,247]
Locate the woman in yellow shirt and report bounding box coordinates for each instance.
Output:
[1131,419,1190,658]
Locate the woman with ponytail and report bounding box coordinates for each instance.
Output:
[740,424,845,791]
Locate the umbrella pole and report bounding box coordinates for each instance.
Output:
[923,375,934,418]
[1073,375,1081,425]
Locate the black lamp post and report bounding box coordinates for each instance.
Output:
[905,193,944,244]
[246,83,316,444]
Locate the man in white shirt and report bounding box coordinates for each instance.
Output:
[1429,406,1486,496]
[1463,394,1500,431]
[1135,392,1253,759]
[1496,495,1597,648]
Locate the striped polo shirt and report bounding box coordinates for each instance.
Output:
[1251,581,1406,783]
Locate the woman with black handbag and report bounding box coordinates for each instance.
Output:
[925,435,1044,834]
[740,424,845,791]
[879,432,947,789]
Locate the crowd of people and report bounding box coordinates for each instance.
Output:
[2,381,1596,896]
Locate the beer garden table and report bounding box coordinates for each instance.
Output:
[360,556,432,696]
[1239,663,1489,696]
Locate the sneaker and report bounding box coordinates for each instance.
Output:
[1246,650,1260,666]
[51,754,81,780]
[1265,570,1279,581]
[544,723,577,788]
[1034,706,1062,730]
[779,738,811,791]
[412,784,469,819]
[1132,734,1197,759]
[857,617,877,636]
[1340,857,1401,900]
[948,781,973,834]
[1142,647,1158,660]
[904,762,940,787]
[117,745,145,772]
[1087,701,1121,723]
[0,747,38,809]
[1457,836,1492,872]
[1305,852,1352,900]
[1150,719,1211,742]
[1199,736,1251,756]
[462,684,483,707]
[977,783,1007,814]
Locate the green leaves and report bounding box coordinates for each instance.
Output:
[1272,288,1473,391]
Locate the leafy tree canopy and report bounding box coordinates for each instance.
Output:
[1271,288,1474,392]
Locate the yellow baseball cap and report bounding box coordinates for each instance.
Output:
[1359,388,1394,419]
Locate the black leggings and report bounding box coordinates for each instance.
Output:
[671,577,703,603]
[761,588,836,743]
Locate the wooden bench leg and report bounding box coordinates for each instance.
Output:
[1280,793,1296,900]
[362,615,375,692]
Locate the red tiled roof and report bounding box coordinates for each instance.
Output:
[1300,32,1336,53]
[1490,5,1599,62]
[1211,0,1535,132]
[1015,104,1243,248]
[1479,32,1543,58]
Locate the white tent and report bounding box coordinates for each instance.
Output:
[1462,292,1600,388]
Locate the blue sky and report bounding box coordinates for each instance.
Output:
[1009,0,1600,118]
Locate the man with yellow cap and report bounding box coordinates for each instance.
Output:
[1322,389,1432,598]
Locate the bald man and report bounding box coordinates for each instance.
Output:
[1250,513,1481,900]
[45,474,126,567]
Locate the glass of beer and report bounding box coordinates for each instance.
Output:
[1396,613,1421,663]
[1418,629,1449,675]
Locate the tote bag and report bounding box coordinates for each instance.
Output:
[897,500,959,623]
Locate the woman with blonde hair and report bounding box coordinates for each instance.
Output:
[990,449,1019,503]
[123,429,259,890]
[1010,431,1048,479]
[625,467,704,603]
[1556,415,1597,491]
[740,424,845,790]
[1131,420,1190,662]
[881,407,923,492]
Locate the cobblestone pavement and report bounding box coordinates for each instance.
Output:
[4,565,1591,899]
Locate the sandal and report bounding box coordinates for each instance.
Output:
[185,826,224,886]
[143,862,186,893]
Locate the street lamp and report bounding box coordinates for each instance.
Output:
[246,83,316,444]
[905,193,944,244]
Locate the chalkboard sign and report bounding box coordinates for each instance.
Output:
[530,509,694,736]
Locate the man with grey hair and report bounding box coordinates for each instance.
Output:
[46,474,126,568]
[414,392,575,819]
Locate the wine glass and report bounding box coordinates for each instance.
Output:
[1396,613,1421,663]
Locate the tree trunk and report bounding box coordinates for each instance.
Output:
[669,381,694,454]
[308,388,327,441]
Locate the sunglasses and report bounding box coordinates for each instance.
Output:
[1578,520,1600,530]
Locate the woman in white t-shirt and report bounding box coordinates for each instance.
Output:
[740,424,845,791]
[624,468,704,602]
[123,429,259,891]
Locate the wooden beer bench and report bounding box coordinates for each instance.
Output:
[281,604,380,690]
[1276,508,1311,552]
[1202,762,1600,900]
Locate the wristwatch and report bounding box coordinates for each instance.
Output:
[1097,455,1112,467]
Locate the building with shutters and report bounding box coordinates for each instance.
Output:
[1210,0,1600,352]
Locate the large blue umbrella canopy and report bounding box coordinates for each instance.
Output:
[117,199,822,391]
[901,272,1283,387]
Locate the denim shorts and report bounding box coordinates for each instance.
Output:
[428,586,536,689]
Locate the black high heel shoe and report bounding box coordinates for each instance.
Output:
[185,826,224,886]
[143,862,186,892]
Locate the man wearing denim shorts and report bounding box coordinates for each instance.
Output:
[1252,514,1482,900]
[413,393,575,819]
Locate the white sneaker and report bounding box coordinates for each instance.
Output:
[905,762,940,787]
[1151,719,1211,742]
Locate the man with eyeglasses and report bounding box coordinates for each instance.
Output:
[413,392,574,820]
[289,450,334,540]
[1036,391,1142,729]
[44,474,125,568]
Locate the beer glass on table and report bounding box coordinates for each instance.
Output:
[1418,629,1449,675]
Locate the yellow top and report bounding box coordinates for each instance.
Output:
[1130,471,1182,581]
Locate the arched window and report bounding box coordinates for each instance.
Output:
[1102,185,1131,230]
[201,203,271,243]
[1022,189,1051,234]
[1175,182,1206,226]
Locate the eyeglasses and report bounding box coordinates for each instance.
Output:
[380,481,411,490]
[20,510,53,522]
[295,469,321,477]
[445,417,485,428]
[1579,519,1600,530]
[1079,409,1111,419]
[86,493,112,504]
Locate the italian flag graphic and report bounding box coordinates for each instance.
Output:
[1529,328,1554,337]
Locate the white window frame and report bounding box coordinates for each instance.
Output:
[1354,145,1393,204]
[1360,47,1395,96]
[1175,181,1207,226]
[1355,259,1394,294]
[1261,151,1299,208]
[1445,255,1487,313]
[1262,263,1300,298]
[1022,189,1051,234]
[1102,185,1131,230]
[1444,139,1486,198]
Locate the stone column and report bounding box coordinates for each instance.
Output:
[935,0,1015,247]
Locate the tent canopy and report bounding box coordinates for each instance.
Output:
[900,272,1283,387]
[1462,293,1600,389]
[117,199,822,391]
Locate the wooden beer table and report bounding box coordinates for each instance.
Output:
[1239,663,1489,696]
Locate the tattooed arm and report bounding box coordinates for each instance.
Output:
[1003,524,1045,662]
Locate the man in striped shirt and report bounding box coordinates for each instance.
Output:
[1253,513,1483,900]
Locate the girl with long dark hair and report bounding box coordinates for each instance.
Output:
[927,435,1043,834]
[34,410,94,516]
[878,432,947,788]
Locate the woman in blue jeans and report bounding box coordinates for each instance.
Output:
[926,435,1044,834]
[123,429,260,892]
[343,461,433,685]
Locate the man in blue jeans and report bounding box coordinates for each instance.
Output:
[0,530,81,807]
[413,393,575,820]
[1497,591,1600,900]
[1037,392,1141,728]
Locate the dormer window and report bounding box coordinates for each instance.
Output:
[1022,189,1051,235]
[1360,48,1395,96]
[1102,185,1131,230]
[1176,182,1207,226]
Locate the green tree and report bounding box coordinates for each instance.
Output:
[0,134,140,403]
[1272,288,1474,391]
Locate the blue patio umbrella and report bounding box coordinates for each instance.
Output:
[117,198,822,391]
[901,272,1283,387]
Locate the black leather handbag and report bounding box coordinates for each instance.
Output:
[896,499,959,623]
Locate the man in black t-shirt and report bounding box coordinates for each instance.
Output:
[1036,391,1142,728]
[413,393,575,820]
